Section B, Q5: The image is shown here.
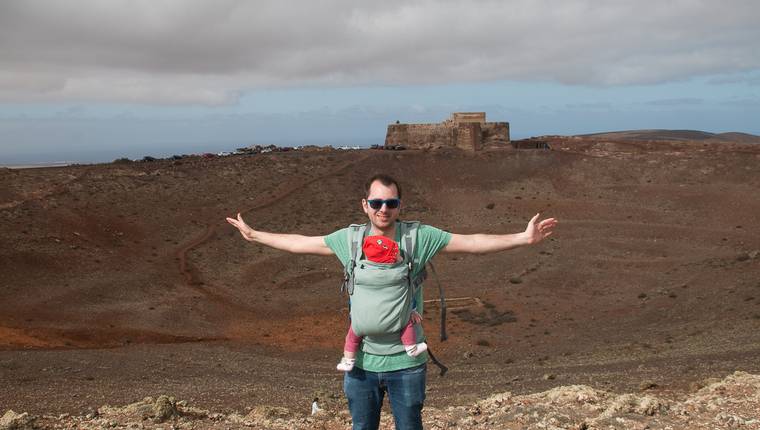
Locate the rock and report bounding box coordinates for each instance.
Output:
[536,384,607,406]
[736,252,750,262]
[152,395,179,423]
[637,396,668,415]
[0,410,34,430]
[110,397,154,419]
[600,394,669,418]
[543,373,556,380]
[246,406,290,420]
[84,407,99,419]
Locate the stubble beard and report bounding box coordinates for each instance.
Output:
[372,213,395,233]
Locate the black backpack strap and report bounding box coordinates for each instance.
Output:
[427,347,448,377]
[428,261,447,342]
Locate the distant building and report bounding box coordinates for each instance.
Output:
[384,112,510,151]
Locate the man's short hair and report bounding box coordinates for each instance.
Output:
[365,174,402,199]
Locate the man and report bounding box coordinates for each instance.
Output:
[226,173,557,430]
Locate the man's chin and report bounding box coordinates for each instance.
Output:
[374,218,394,227]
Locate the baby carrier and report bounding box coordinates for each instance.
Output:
[340,221,449,375]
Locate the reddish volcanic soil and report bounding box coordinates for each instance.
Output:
[1,137,760,416]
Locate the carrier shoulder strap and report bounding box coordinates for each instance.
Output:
[341,223,368,295]
[398,221,447,341]
[398,221,426,293]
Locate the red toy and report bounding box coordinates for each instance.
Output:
[363,235,400,263]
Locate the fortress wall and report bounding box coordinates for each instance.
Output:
[386,123,454,149]
[385,115,510,150]
[482,122,510,146]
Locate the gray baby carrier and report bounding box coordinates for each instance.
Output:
[341,221,449,375]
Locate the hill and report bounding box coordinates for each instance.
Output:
[1,137,760,421]
[578,129,760,143]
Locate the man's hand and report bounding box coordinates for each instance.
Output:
[523,213,557,245]
[225,212,334,255]
[444,213,558,254]
[226,213,256,242]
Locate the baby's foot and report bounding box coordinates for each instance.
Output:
[405,342,428,357]
[336,357,355,372]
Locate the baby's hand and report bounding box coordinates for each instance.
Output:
[410,311,422,324]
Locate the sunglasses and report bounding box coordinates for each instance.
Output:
[367,198,401,210]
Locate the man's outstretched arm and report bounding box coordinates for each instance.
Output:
[225,213,335,255]
[443,213,557,254]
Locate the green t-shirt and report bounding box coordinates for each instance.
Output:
[324,222,452,372]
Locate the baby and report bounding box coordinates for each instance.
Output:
[337,235,428,372]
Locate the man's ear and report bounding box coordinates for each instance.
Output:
[361,198,368,214]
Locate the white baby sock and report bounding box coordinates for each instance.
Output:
[405,342,428,357]
[336,357,356,372]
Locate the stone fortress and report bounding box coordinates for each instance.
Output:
[384,112,510,150]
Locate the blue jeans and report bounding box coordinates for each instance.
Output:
[343,364,427,430]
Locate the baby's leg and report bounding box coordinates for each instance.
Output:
[400,316,428,357]
[337,324,361,372]
[344,324,362,356]
[400,318,417,346]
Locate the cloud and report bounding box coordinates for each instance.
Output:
[708,73,760,86]
[720,97,760,108]
[564,102,613,110]
[645,98,704,106]
[1,0,759,104]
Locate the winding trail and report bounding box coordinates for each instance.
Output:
[174,153,370,302]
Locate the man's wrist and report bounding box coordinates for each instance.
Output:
[513,231,532,247]
[247,228,259,242]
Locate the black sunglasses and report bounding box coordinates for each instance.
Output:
[367,198,401,210]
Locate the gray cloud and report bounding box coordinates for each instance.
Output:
[1,0,759,104]
[720,97,760,107]
[708,73,760,86]
[645,98,704,106]
[564,102,613,110]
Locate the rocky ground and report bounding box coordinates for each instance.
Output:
[2,135,760,428]
[3,371,759,429]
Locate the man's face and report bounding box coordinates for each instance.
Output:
[362,180,401,231]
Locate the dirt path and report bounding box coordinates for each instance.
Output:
[174,153,370,301]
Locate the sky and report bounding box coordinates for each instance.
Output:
[1,0,759,164]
